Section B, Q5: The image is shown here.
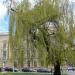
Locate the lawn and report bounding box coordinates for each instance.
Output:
[0,72,67,75]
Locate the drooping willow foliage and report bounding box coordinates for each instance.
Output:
[9,0,75,69]
[9,0,60,68]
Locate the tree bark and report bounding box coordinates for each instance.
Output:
[53,60,61,75]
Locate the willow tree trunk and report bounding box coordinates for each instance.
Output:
[53,60,61,75]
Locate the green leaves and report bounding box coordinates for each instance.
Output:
[9,0,75,67]
[9,0,60,67]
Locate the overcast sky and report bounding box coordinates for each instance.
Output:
[0,0,75,32]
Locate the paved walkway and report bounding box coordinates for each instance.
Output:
[67,71,75,75]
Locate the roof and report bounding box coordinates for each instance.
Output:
[0,32,9,36]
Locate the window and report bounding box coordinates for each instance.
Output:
[3,51,6,60]
[2,40,8,61]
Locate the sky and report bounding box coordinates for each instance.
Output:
[0,0,9,32]
[0,0,75,32]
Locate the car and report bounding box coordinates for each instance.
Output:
[4,67,13,72]
[0,67,2,72]
[37,68,51,73]
[22,67,33,72]
[67,67,75,71]
[13,68,19,72]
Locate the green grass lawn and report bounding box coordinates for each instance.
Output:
[0,72,67,75]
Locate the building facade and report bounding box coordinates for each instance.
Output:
[0,32,10,67]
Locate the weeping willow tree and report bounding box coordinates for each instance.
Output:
[9,0,75,75]
[30,1,68,75]
[9,0,60,67]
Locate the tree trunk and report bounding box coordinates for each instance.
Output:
[53,60,61,75]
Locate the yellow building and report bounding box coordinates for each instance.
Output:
[0,32,38,67]
[0,32,10,67]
